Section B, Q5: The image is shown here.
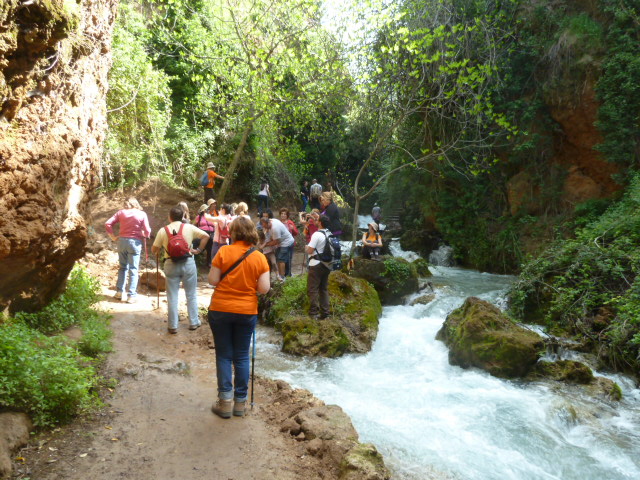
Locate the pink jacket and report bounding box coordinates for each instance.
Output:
[105,209,151,239]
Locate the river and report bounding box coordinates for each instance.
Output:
[256,245,640,480]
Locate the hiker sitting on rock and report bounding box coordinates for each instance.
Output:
[105,197,151,304]
[362,222,383,260]
[152,205,209,333]
[208,216,270,418]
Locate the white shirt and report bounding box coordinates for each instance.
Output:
[259,184,269,196]
[307,229,330,267]
[266,219,294,248]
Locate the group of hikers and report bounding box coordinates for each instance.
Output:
[103,164,384,419]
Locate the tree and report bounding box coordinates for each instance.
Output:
[342,0,519,253]
[147,0,351,201]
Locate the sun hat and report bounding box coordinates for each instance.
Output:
[198,204,207,213]
[207,198,216,206]
[369,222,378,231]
[206,162,215,169]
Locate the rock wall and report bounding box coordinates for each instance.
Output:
[0,0,118,312]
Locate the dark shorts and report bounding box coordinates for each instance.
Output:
[275,246,290,263]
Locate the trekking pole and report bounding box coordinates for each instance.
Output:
[250,328,256,410]
[155,252,160,310]
[144,238,150,298]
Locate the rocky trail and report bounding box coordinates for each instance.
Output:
[10,181,370,480]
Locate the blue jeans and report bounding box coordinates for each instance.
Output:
[257,195,269,215]
[208,311,256,401]
[286,245,294,276]
[117,237,142,297]
[164,257,199,329]
[301,195,308,212]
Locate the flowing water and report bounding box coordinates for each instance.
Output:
[257,247,640,480]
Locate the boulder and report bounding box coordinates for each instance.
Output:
[348,256,419,305]
[0,412,32,479]
[0,0,119,312]
[411,258,432,277]
[527,360,622,401]
[410,293,435,306]
[528,360,594,384]
[139,270,166,292]
[399,229,442,258]
[260,272,382,357]
[436,297,544,378]
[340,443,391,480]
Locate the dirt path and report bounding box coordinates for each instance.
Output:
[12,181,355,479]
[16,282,334,480]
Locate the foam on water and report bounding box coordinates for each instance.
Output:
[256,265,640,480]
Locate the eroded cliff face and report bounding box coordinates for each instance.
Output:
[0,0,118,312]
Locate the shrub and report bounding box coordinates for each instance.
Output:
[0,266,111,426]
[16,266,101,334]
[0,321,100,427]
[509,173,640,373]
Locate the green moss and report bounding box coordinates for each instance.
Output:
[610,382,623,401]
[264,272,382,357]
[412,258,432,277]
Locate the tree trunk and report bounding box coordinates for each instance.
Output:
[217,115,256,203]
[350,195,361,259]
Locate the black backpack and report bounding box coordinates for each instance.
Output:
[315,231,342,270]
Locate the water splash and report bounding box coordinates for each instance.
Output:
[429,244,455,266]
[257,264,640,480]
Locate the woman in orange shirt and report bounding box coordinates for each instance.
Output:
[362,222,383,260]
[208,217,270,418]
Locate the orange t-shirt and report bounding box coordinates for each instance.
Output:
[207,170,217,188]
[209,241,270,314]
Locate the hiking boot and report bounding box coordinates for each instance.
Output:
[211,399,233,419]
[126,295,137,304]
[114,291,122,299]
[167,328,178,334]
[233,400,247,417]
[188,322,201,331]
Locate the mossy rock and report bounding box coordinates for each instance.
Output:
[349,256,419,305]
[340,443,391,480]
[436,297,544,378]
[527,360,622,401]
[412,258,432,277]
[260,272,382,357]
[527,360,594,384]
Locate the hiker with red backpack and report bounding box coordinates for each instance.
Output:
[152,205,210,334]
[204,203,233,260]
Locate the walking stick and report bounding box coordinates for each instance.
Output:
[155,252,160,310]
[250,328,256,410]
[144,238,150,297]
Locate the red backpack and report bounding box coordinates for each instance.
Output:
[164,224,191,261]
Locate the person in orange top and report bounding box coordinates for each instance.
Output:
[362,222,383,260]
[203,162,225,204]
[208,217,270,418]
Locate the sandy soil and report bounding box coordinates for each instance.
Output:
[11,180,339,480]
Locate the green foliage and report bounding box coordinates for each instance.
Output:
[0,321,101,427]
[104,1,172,188]
[267,275,308,324]
[0,266,112,426]
[381,257,416,294]
[16,267,100,334]
[509,173,640,372]
[595,0,640,166]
